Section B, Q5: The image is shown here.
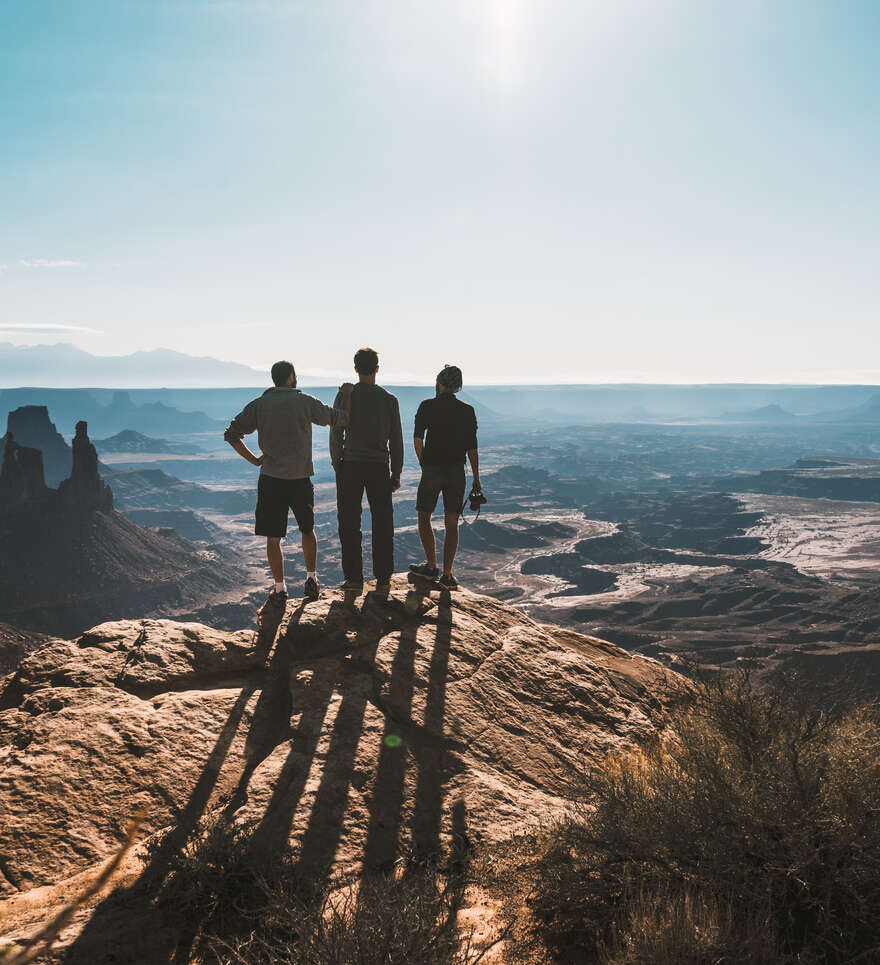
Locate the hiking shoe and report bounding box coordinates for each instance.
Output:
[304,577,321,601]
[372,579,392,597]
[266,587,288,606]
[438,573,459,590]
[339,579,364,593]
[409,562,439,580]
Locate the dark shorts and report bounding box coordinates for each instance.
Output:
[255,474,315,537]
[416,464,466,516]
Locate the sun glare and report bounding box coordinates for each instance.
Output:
[484,0,527,89]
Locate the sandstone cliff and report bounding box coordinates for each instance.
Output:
[0,406,72,488]
[0,579,678,963]
[0,421,246,638]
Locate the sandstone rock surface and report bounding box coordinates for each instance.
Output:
[0,578,679,961]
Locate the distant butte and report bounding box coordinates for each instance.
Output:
[0,420,246,637]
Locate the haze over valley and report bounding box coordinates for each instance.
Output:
[3,2,880,958]
[3,375,878,683]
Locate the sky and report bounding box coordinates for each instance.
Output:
[1,0,878,384]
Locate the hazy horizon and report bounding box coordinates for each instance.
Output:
[2,2,879,383]
[5,340,880,390]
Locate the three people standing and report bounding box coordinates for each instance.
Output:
[225,351,480,601]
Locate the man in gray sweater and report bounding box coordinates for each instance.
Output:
[225,360,352,602]
[330,347,403,594]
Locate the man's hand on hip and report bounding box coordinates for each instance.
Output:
[229,438,264,468]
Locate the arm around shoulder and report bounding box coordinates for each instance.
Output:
[311,392,349,428]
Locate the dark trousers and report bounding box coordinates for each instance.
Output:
[336,461,394,581]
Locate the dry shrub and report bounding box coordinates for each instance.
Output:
[531,669,880,964]
[150,818,475,965]
[598,883,778,965]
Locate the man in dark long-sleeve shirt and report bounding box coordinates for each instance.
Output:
[331,347,403,593]
[225,359,351,602]
[410,364,480,590]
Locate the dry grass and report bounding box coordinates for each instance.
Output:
[528,668,880,964]
[150,817,480,965]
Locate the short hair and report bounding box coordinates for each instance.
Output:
[436,364,463,393]
[354,347,379,374]
[271,360,296,387]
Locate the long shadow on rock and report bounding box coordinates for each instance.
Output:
[288,596,398,893]
[62,602,286,965]
[361,583,458,876]
[411,594,454,862]
[222,600,309,818]
[360,620,420,872]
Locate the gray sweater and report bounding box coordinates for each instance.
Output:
[330,382,404,479]
[224,387,348,479]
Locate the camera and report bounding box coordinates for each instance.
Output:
[468,487,487,512]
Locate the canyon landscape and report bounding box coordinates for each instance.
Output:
[1,383,879,962]
[5,5,879,958]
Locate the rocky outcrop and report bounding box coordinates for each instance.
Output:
[0,580,679,961]
[0,624,53,674]
[0,422,247,637]
[57,422,112,512]
[0,434,49,508]
[0,406,72,487]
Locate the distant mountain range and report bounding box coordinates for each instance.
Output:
[93,430,207,455]
[0,342,339,388]
[719,404,799,423]
[717,394,880,425]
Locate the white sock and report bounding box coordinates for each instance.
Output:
[275,581,286,593]
[306,571,317,581]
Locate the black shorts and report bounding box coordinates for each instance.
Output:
[416,465,466,516]
[255,474,315,537]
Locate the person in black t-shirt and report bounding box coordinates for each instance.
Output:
[409,365,481,589]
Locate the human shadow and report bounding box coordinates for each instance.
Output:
[359,583,456,874]
[63,601,288,964]
[249,594,395,883]
[288,594,404,893]
[64,584,460,961]
[410,591,454,862]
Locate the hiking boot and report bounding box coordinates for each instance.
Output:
[372,578,392,597]
[266,587,288,606]
[304,576,321,601]
[409,562,439,580]
[339,579,364,593]
[438,573,459,590]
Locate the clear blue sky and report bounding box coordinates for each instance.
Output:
[1,1,878,383]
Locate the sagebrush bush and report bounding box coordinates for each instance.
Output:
[530,669,880,964]
[151,818,474,965]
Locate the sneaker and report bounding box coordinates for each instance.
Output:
[438,573,459,590]
[339,579,364,592]
[304,576,321,601]
[409,561,439,580]
[266,587,288,606]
